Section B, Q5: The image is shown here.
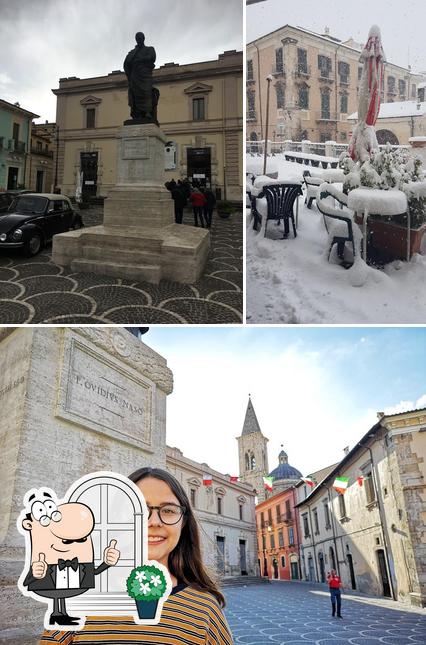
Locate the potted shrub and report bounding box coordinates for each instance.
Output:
[340,146,426,260]
[126,564,168,619]
[216,200,234,219]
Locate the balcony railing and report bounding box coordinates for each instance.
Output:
[319,72,334,83]
[294,64,311,78]
[8,139,26,153]
[272,65,285,76]
[31,146,54,158]
[247,110,257,121]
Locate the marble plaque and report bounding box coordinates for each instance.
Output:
[122,137,149,159]
[56,339,154,448]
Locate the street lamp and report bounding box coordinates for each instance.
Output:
[263,75,273,175]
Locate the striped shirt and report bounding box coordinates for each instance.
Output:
[39,585,233,644]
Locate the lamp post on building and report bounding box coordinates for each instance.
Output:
[263,75,273,175]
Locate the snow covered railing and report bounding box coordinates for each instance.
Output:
[247,140,409,158]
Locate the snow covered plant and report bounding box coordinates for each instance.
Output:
[339,145,426,227]
[126,564,167,602]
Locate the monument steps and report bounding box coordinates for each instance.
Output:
[79,226,164,253]
[71,258,161,283]
[81,244,161,266]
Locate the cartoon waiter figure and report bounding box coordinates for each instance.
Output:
[20,489,120,626]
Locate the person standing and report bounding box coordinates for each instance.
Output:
[327,569,343,618]
[202,188,216,228]
[171,184,186,224]
[190,188,206,227]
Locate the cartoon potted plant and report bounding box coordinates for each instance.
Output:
[126,564,168,619]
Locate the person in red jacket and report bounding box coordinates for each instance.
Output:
[326,570,343,618]
[190,188,206,227]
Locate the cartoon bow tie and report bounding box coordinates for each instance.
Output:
[58,557,79,571]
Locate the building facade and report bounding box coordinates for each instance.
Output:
[296,408,426,607]
[256,486,301,582]
[247,24,423,144]
[28,122,55,193]
[0,99,39,190]
[167,446,257,578]
[52,50,243,201]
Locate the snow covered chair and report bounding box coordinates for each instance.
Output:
[258,183,303,239]
[316,183,362,267]
[303,170,323,209]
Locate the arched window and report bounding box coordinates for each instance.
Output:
[250,453,256,470]
[67,474,144,614]
[245,453,250,470]
[376,129,399,145]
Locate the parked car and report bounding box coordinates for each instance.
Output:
[0,190,32,213]
[0,193,83,256]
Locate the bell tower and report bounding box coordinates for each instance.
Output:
[237,396,269,501]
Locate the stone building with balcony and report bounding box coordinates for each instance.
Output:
[28,122,55,193]
[167,446,257,579]
[295,408,426,607]
[0,98,39,190]
[52,50,242,201]
[247,24,423,145]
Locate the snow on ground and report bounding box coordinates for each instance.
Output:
[246,154,426,323]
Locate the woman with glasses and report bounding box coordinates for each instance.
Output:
[40,467,233,644]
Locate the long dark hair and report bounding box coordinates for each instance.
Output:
[129,467,225,607]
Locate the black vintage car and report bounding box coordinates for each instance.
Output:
[0,193,83,256]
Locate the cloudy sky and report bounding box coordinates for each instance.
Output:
[0,0,242,123]
[146,326,426,479]
[247,0,426,74]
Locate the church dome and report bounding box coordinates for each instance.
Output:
[268,448,302,481]
[268,462,302,480]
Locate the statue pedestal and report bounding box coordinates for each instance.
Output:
[52,124,210,285]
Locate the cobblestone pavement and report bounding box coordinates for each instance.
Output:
[0,206,242,324]
[223,581,426,644]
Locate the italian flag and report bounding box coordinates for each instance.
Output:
[229,476,239,482]
[263,476,273,491]
[333,476,349,494]
[302,476,316,488]
[203,473,212,486]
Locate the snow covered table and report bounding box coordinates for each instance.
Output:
[347,187,409,261]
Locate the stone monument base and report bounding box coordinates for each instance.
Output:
[53,221,210,284]
[52,123,210,284]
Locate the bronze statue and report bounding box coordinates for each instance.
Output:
[123,32,159,125]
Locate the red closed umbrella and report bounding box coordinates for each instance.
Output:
[348,25,386,162]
